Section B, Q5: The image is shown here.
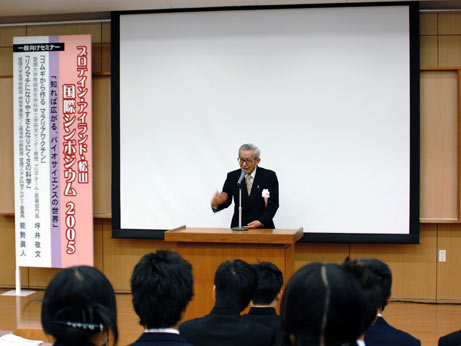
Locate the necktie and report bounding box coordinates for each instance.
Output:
[246,174,253,196]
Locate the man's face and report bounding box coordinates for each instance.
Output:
[238,149,260,174]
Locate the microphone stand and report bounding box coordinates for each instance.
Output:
[232,182,248,231]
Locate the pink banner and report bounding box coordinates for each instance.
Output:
[58,35,93,267]
[14,34,93,268]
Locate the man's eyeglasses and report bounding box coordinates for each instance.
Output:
[238,158,255,164]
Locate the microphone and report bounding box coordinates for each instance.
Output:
[237,169,246,187]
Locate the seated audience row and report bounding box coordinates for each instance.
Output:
[42,252,451,346]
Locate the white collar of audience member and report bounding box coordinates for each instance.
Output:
[145,328,179,334]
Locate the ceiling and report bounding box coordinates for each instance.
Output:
[0,0,460,24]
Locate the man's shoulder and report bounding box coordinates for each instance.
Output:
[180,312,273,331]
[242,311,280,331]
[244,318,275,333]
[226,167,276,177]
[227,169,243,177]
[257,167,276,174]
[179,313,274,346]
[365,317,420,346]
[229,318,274,342]
[242,311,278,321]
[439,330,461,346]
[128,332,193,346]
[255,167,277,181]
[180,312,271,329]
[244,307,278,318]
[243,313,280,322]
[179,315,209,330]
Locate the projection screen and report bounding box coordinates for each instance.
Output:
[111,3,419,243]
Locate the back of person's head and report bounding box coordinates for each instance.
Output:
[41,266,118,346]
[131,250,193,328]
[252,261,283,305]
[342,258,382,335]
[279,262,365,346]
[358,258,392,311]
[214,259,258,312]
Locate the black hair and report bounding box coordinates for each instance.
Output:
[214,259,258,312]
[278,262,365,346]
[131,250,193,328]
[342,257,383,334]
[252,262,283,305]
[358,258,392,311]
[41,266,118,346]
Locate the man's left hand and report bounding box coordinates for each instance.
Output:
[246,220,263,229]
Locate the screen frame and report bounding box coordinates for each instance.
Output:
[110,1,420,244]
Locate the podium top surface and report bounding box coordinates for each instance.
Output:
[164,227,303,245]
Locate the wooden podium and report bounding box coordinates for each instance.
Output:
[164,226,303,321]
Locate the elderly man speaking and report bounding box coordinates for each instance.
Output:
[211,143,279,229]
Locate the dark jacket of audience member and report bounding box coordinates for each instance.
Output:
[277,262,366,346]
[366,316,420,346]
[179,259,274,346]
[243,307,280,333]
[128,251,194,346]
[439,330,461,346]
[41,266,118,346]
[242,262,283,333]
[359,258,421,346]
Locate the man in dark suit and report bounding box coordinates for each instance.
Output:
[212,143,279,229]
[179,259,274,346]
[128,251,194,346]
[242,262,283,333]
[362,258,421,346]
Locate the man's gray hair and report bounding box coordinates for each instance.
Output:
[239,143,260,159]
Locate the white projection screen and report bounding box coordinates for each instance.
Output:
[111,3,420,243]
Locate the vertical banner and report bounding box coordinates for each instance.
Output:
[13,35,93,268]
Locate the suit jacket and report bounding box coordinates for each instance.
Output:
[439,330,461,346]
[241,307,281,332]
[216,167,279,228]
[364,316,420,346]
[179,306,274,346]
[127,332,193,346]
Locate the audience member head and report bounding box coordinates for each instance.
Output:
[131,250,193,329]
[342,257,382,335]
[279,262,365,346]
[252,261,284,306]
[358,258,392,311]
[41,266,118,346]
[214,259,258,312]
